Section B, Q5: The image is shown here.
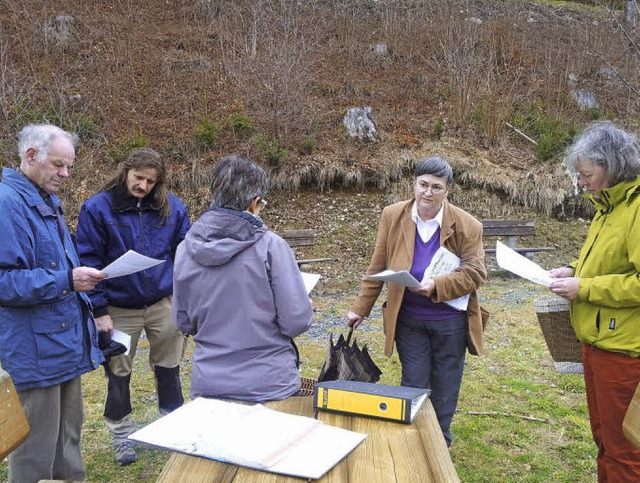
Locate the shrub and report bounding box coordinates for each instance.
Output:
[433,118,445,139]
[194,118,220,148]
[107,131,150,162]
[255,134,287,169]
[509,102,578,162]
[229,114,255,140]
[299,136,317,155]
[74,115,98,141]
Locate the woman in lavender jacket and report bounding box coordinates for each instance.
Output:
[172,155,313,402]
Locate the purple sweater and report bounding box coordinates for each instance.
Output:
[401,227,462,320]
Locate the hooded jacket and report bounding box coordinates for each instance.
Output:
[76,185,190,315]
[570,176,640,357]
[173,208,313,402]
[0,168,103,391]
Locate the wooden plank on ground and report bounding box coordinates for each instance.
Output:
[279,229,315,247]
[481,219,536,237]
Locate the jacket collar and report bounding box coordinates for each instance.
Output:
[588,176,640,218]
[205,206,264,228]
[110,185,157,213]
[1,167,61,214]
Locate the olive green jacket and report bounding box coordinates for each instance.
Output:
[570,176,640,357]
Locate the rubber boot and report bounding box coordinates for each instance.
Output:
[103,366,136,465]
[154,365,184,416]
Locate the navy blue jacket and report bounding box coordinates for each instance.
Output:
[0,168,103,391]
[76,185,190,315]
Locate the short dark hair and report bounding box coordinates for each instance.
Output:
[414,156,454,185]
[210,155,268,211]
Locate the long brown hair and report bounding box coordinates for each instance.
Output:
[101,148,171,220]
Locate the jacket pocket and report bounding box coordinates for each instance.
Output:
[30,297,82,361]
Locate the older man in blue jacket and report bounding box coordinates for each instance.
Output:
[0,124,107,483]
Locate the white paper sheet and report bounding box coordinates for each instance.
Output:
[496,241,554,287]
[101,250,165,279]
[366,269,421,288]
[421,246,469,311]
[111,329,131,356]
[300,272,321,294]
[129,397,366,480]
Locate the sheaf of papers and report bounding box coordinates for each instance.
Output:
[421,246,469,311]
[300,272,321,294]
[101,250,165,279]
[111,329,131,356]
[496,241,554,287]
[366,269,421,288]
[129,397,366,480]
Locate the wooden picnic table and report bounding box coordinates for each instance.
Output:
[156,395,459,482]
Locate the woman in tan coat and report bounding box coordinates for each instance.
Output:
[348,156,488,446]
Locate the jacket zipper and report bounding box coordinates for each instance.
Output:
[137,200,149,308]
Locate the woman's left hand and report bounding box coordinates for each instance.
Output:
[550,277,580,300]
[408,278,435,297]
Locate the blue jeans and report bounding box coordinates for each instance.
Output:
[395,310,467,446]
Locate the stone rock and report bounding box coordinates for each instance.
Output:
[371,43,388,56]
[570,90,599,110]
[343,107,378,142]
[598,66,617,80]
[43,15,80,50]
[467,17,483,25]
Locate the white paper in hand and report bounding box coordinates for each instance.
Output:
[111,329,131,356]
[300,272,321,294]
[496,241,553,287]
[421,246,469,311]
[366,270,421,288]
[102,250,165,279]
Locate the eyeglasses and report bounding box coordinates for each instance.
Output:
[258,198,267,209]
[415,181,446,194]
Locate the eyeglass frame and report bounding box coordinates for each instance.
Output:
[414,180,447,195]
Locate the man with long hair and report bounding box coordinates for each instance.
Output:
[76,148,190,465]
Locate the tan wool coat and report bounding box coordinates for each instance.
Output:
[350,199,489,357]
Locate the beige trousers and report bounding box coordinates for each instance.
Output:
[107,296,185,377]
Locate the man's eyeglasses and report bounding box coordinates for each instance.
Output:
[415,181,446,194]
[258,198,267,209]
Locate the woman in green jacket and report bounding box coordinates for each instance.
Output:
[550,121,640,481]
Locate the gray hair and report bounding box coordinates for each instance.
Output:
[210,155,268,211]
[414,156,454,185]
[564,121,640,187]
[17,124,78,163]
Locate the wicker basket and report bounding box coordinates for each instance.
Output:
[533,295,583,374]
[300,376,317,397]
[624,382,640,449]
